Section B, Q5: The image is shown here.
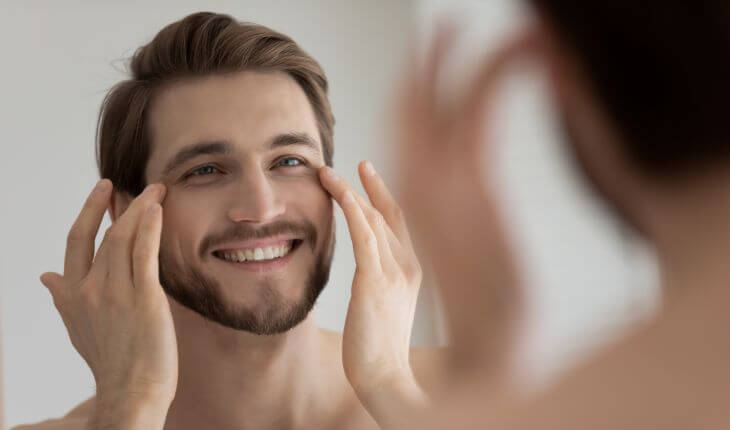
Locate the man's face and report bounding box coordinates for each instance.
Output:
[143,71,335,334]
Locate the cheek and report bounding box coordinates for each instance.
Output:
[307,185,335,243]
[278,175,332,212]
[160,193,219,259]
[276,177,334,234]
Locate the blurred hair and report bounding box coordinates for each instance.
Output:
[530,2,730,176]
[96,11,335,196]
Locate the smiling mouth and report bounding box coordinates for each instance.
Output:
[212,239,303,263]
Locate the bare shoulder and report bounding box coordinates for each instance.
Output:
[11,397,95,430]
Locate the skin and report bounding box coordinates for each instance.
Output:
[24,71,438,430]
[388,15,730,430]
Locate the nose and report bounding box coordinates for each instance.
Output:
[227,169,285,224]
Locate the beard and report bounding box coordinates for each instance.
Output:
[158,219,334,335]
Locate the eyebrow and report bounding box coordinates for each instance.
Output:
[160,132,321,177]
[271,132,320,153]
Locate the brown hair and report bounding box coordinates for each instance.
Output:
[529,2,730,177]
[96,11,335,196]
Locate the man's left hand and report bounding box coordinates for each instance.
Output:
[319,162,427,427]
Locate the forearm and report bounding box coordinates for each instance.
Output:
[87,392,170,430]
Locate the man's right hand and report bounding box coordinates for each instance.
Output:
[40,180,178,426]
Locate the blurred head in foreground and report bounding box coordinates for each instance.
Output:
[529,2,730,275]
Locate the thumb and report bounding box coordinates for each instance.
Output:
[40,272,64,295]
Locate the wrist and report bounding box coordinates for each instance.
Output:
[90,390,171,430]
[355,372,429,430]
[354,368,424,400]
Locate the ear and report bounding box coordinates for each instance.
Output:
[109,189,134,223]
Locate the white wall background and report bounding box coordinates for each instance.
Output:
[1,0,659,428]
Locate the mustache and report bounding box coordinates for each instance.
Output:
[200,220,318,255]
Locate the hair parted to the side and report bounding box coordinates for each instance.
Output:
[96,11,335,197]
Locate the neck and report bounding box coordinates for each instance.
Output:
[163,299,340,430]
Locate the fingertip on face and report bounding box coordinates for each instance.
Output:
[318,165,336,179]
[142,182,168,203]
[318,161,380,194]
[317,166,349,204]
[317,166,339,190]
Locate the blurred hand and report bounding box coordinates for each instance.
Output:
[319,162,426,428]
[41,181,178,413]
[391,19,730,430]
[395,23,538,381]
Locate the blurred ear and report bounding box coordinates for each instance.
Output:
[109,189,134,223]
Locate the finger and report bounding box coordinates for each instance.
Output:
[348,186,404,270]
[133,203,163,297]
[40,272,64,297]
[422,18,460,107]
[358,161,414,249]
[321,166,402,252]
[320,169,381,273]
[63,179,112,284]
[397,18,460,148]
[361,200,399,277]
[460,27,540,153]
[342,191,382,274]
[320,167,401,275]
[103,184,166,289]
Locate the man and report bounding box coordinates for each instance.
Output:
[16,12,437,430]
[388,1,730,428]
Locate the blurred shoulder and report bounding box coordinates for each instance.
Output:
[11,396,95,430]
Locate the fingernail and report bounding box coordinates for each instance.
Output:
[364,161,376,176]
[95,179,110,193]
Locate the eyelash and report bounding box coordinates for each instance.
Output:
[183,157,307,179]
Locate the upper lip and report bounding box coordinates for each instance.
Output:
[211,235,302,253]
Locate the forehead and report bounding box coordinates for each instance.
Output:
[145,71,321,179]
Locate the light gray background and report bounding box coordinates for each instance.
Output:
[1,1,658,428]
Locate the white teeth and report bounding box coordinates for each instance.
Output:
[218,242,295,263]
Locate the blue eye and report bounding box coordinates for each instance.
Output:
[276,157,305,168]
[185,165,221,178]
